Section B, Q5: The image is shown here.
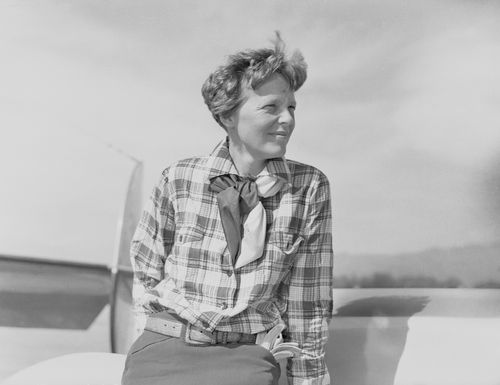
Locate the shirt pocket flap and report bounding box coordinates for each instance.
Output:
[268,232,304,255]
[176,226,204,244]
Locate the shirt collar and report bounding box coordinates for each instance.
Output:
[206,137,292,186]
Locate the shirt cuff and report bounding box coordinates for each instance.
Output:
[288,371,330,385]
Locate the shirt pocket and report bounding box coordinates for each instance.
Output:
[173,225,227,262]
[176,225,205,244]
[268,231,304,255]
[265,231,304,269]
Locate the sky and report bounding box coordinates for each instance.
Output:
[1,0,500,265]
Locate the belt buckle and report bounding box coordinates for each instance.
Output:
[183,323,213,346]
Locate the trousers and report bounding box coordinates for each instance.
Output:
[121,330,281,385]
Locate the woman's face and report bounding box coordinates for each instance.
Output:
[225,73,296,166]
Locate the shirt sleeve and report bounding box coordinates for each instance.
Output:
[281,172,334,385]
[130,171,176,335]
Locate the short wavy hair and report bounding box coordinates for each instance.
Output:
[201,32,308,129]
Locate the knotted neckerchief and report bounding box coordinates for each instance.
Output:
[209,171,284,268]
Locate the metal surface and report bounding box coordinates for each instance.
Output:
[109,160,143,354]
[0,256,109,329]
[0,353,126,385]
[328,288,500,385]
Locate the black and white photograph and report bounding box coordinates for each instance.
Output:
[1,1,499,384]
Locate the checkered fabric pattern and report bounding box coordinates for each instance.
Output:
[131,138,334,385]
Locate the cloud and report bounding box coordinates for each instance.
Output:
[1,0,499,258]
[392,17,500,167]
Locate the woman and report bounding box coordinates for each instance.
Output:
[122,34,333,385]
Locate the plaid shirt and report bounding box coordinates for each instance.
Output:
[131,139,334,385]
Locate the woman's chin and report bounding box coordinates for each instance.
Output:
[261,143,287,159]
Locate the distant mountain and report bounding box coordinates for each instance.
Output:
[333,242,500,288]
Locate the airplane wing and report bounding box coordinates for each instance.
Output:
[0,255,109,330]
[109,161,143,354]
[0,161,142,345]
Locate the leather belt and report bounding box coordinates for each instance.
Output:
[145,311,257,345]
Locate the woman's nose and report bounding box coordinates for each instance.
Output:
[278,109,294,126]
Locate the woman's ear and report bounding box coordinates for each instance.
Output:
[220,113,236,130]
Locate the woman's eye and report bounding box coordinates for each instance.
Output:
[288,105,296,112]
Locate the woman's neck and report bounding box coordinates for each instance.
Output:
[228,140,265,177]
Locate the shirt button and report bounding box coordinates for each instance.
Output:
[226,270,233,277]
[220,302,228,310]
